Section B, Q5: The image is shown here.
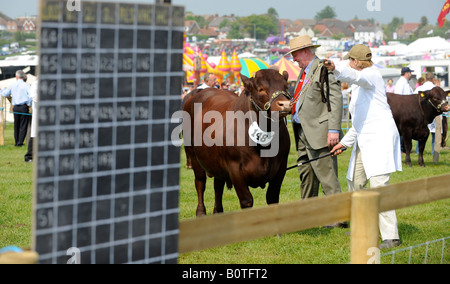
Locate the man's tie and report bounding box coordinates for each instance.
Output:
[292,71,306,115]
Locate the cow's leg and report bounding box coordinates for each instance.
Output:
[194,171,207,216]
[266,168,286,205]
[234,185,253,209]
[189,159,207,217]
[228,166,253,209]
[403,136,413,167]
[185,146,208,216]
[417,135,429,167]
[266,182,281,205]
[213,178,225,214]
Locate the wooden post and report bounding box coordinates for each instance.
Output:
[350,191,380,264]
[433,116,442,164]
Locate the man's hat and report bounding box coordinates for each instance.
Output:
[401,67,414,74]
[285,35,321,56]
[343,44,372,61]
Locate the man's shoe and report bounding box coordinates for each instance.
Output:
[379,239,401,249]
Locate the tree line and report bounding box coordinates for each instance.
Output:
[186,5,450,42]
[186,8,280,40]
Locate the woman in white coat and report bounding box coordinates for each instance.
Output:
[324,45,402,249]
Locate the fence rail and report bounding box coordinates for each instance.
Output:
[178,174,450,264]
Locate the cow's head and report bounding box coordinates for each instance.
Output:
[241,69,292,117]
[418,87,450,113]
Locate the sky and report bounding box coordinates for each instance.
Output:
[0,0,448,25]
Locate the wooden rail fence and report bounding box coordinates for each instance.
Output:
[178,174,450,264]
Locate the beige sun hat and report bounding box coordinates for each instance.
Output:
[343,44,372,61]
[285,35,321,56]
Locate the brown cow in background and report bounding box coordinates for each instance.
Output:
[387,87,449,167]
[182,69,292,216]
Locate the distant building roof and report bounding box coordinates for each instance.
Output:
[198,27,218,37]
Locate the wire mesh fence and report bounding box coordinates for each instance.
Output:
[381,237,449,264]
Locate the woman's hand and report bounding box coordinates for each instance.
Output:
[330,142,346,156]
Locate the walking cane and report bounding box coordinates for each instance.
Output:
[286,147,347,171]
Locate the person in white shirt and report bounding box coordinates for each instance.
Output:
[394,67,415,153]
[24,79,38,162]
[324,44,402,249]
[394,67,414,95]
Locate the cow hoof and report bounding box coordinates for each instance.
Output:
[196,208,207,217]
[196,212,206,217]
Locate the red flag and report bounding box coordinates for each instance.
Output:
[438,0,450,28]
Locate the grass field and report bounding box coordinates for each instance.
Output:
[0,119,449,264]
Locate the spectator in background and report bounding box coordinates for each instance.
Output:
[415,77,425,89]
[197,72,218,90]
[394,67,415,153]
[221,82,229,90]
[394,67,414,95]
[385,78,395,93]
[24,79,38,163]
[1,70,31,147]
[236,84,245,96]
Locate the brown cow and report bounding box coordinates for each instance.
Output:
[182,69,292,216]
[387,87,449,167]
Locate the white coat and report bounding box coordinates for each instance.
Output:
[333,64,402,180]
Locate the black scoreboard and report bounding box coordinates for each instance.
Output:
[33,0,184,264]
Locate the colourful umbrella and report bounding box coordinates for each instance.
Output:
[272,57,301,81]
[239,58,269,78]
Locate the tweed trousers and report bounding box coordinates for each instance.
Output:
[293,123,341,199]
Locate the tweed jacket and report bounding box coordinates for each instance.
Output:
[295,57,343,149]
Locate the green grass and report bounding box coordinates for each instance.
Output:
[0,119,449,263]
[0,123,34,249]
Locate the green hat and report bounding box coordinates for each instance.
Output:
[343,44,372,61]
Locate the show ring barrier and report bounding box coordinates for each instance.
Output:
[179,174,450,264]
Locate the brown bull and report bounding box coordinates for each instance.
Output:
[387,87,449,167]
[182,69,292,216]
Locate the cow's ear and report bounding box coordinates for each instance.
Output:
[282,71,289,82]
[241,74,255,93]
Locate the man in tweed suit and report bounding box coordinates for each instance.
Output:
[287,36,344,211]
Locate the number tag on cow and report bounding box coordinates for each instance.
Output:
[248,121,275,146]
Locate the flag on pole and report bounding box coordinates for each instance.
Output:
[438,0,450,28]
